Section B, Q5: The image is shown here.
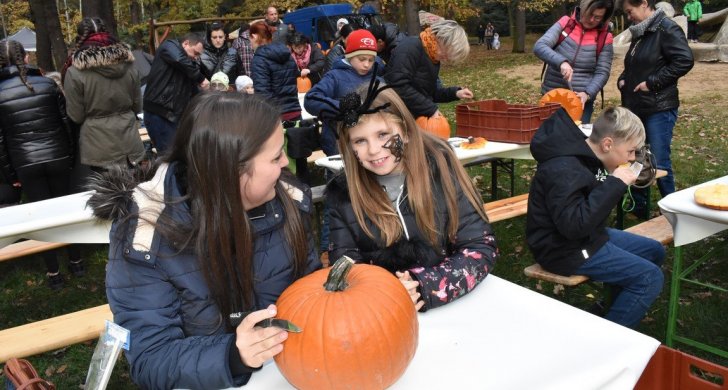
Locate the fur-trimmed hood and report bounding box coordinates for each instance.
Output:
[86,162,160,222]
[71,43,135,77]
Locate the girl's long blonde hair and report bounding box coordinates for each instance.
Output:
[337,87,488,248]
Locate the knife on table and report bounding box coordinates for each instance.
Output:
[229,311,302,332]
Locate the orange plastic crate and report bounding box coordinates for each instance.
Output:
[455,100,561,144]
[635,345,727,390]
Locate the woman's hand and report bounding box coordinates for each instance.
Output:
[431,110,443,119]
[200,78,210,90]
[456,87,473,100]
[396,271,424,311]
[576,92,589,106]
[618,80,625,89]
[300,69,310,77]
[633,81,650,92]
[12,181,21,188]
[234,304,288,368]
[560,62,573,82]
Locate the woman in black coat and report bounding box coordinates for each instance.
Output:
[200,21,239,81]
[618,0,693,217]
[0,40,83,289]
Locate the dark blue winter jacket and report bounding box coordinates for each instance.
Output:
[251,43,300,115]
[90,162,320,389]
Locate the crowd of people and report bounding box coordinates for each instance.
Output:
[0,1,698,387]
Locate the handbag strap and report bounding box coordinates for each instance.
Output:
[3,358,56,390]
[17,378,56,390]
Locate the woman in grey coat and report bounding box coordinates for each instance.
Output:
[534,0,615,123]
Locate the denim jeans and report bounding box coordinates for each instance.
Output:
[575,228,665,328]
[144,111,177,154]
[632,109,678,213]
[581,99,595,124]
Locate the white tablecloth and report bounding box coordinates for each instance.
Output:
[315,140,532,172]
[241,275,659,389]
[658,175,728,247]
[0,191,111,249]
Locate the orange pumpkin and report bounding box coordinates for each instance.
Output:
[275,256,419,390]
[416,115,451,139]
[297,76,312,93]
[538,88,584,122]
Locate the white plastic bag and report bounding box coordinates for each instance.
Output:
[85,321,129,390]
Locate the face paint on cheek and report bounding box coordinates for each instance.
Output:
[353,150,361,163]
[383,134,404,162]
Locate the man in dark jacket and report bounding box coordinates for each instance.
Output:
[265,6,290,44]
[143,33,209,152]
[526,107,665,329]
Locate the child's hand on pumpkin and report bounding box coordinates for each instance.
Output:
[234,304,288,368]
[396,271,424,311]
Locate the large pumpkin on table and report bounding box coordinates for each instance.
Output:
[415,115,451,139]
[275,256,419,389]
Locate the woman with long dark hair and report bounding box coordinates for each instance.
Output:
[0,40,83,289]
[88,92,320,388]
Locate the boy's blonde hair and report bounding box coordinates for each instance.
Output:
[430,20,470,65]
[590,106,645,146]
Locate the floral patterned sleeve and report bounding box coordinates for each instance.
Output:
[408,191,498,311]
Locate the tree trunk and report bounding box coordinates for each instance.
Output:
[44,0,68,70]
[404,0,420,36]
[82,0,118,37]
[28,0,53,71]
[28,0,67,71]
[511,1,526,53]
[130,0,142,47]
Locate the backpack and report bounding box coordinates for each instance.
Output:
[541,9,610,107]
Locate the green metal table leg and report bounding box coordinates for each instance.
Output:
[666,246,682,347]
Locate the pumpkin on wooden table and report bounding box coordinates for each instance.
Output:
[297,76,312,93]
[415,115,451,139]
[274,256,419,389]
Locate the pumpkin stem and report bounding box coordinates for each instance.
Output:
[324,256,355,291]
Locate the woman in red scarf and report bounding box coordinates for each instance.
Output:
[286,32,325,85]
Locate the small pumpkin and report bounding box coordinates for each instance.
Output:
[297,76,312,93]
[275,256,419,390]
[415,115,451,139]
[538,88,583,122]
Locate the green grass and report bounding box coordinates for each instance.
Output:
[2,35,727,387]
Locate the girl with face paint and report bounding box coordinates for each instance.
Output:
[325,86,499,312]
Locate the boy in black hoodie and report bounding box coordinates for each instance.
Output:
[526,107,665,328]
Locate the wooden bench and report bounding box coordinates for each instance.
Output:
[524,215,675,286]
[485,193,528,223]
[0,240,68,263]
[0,304,113,363]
